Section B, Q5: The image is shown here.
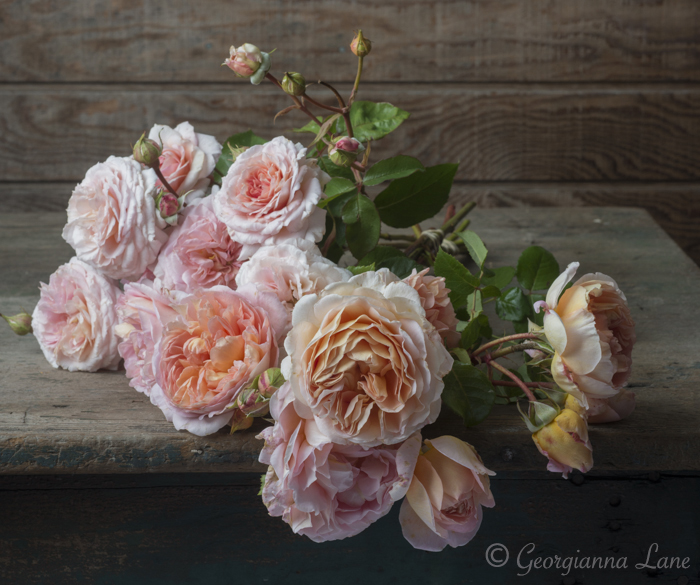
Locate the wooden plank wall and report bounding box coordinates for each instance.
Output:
[2,0,700,262]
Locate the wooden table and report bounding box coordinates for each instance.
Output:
[1,207,698,585]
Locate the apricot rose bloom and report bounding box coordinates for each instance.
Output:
[63,156,167,280]
[149,286,287,436]
[399,436,495,552]
[214,136,329,259]
[403,268,460,348]
[532,394,594,478]
[282,269,454,448]
[153,196,244,292]
[587,388,636,424]
[536,263,635,408]
[259,381,421,542]
[148,122,222,202]
[32,258,121,372]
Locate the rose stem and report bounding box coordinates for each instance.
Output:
[349,56,363,104]
[380,233,416,242]
[472,333,542,357]
[441,201,476,235]
[489,360,537,401]
[153,166,179,198]
[492,380,554,389]
[319,81,347,108]
[488,341,540,360]
[302,94,344,114]
[446,219,471,242]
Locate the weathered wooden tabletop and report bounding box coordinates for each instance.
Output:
[1,206,699,476]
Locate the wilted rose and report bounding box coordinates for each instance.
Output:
[282,269,453,448]
[32,258,121,372]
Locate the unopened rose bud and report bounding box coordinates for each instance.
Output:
[229,407,254,434]
[236,386,270,418]
[350,30,372,57]
[224,43,271,85]
[1,310,32,336]
[328,136,364,167]
[258,368,285,399]
[281,72,306,96]
[133,132,162,168]
[157,191,180,219]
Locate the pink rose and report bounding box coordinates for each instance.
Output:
[537,263,636,408]
[399,436,495,552]
[259,381,421,543]
[153,197,245,292]
[214,136,329,259]
[32,258,121,372]
[150,286,286,436]
[282,269,453,448]
[403,268,460,348]
[587,388,636,424]
[115,279,181,395]
[224,44,265,78]
[148,122,222,202]
[62,156,167,280]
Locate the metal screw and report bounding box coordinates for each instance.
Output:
[609,496,621,507]
[501,447,515,462]
[608,521,621,532]
[570,473,585,486]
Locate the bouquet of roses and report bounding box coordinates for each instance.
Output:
[3,32,636,551]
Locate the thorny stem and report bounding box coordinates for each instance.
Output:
[489,360,537,402]
[319,81,346,108]
[472,333,542,357]
[446,218,471,242]
[489,341,540,360]
[153,166,179,198]
[302,93,344,114]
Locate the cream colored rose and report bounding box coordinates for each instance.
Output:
[282,269,453,448]
[537,262,635,408]
[62,156,167,280]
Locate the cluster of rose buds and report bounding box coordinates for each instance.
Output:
[230,368,285,432]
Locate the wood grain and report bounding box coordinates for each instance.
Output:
[2,208,700,474]
[2,0,700,83]
[1,84,700,183]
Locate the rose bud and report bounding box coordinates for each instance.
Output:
[587,388,636,424]
[229,407,254,434]
[350,30,372,57]
[328,136,364,167]
[281,72,306,96]
[236,386,269,418]
[133,132,162,168]
[535,262,635,408]
[532,394,593,478]
[258,367,285,399]
[223,43,271,85]
[399,436,495,552]
[157,191,180,220]
[1,310,33,336]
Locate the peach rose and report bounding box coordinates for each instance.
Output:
[235,239,351,321]
[62,156,167,280]
[536,263,636,408]
[259,381,421,542]
[399,436,495,552]
[587,388,636,424]
[115,279,182,395]
[213,136,329,259]
[282,269,453,448]
[32,258,121,372]
[149,286,286,436]
[403,268,460,348]
[532,394,594,478]
[153,196,244,292]
[148,122,222,202]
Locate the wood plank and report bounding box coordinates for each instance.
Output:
[0,473,697,584]
[2,84,700,182]
[2,0,700,83]
[2,207,700,474]
[5,182,700,267]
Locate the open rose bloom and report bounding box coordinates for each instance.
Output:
[214,136,328,259]
[259,381,421,542]
[282,269,453,448]
[32,258,122,372]
[149,286,286,436]
[539,262,636,410]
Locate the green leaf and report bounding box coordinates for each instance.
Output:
[319,178,358,210]
[358,246,420,278]
[442,362,496,427]
[358,246,404,266]
[460,314,492,350]
[482,266,516,290]
[480,285,502,299]
[375,164,459,228]
[342,194,381,259]
[516,246,560,291]
[456,230,488,268]
[311,113,342,146]
[496,287,532,322]
[293,117,323,134]
[348,263,375,275]
[528,293,546,327]
[215,130,267,178]
[467,290,483,319]
[434,249,480,308]
[338,101,410,142]
[363,156,424,186]
[318,155,356,182]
